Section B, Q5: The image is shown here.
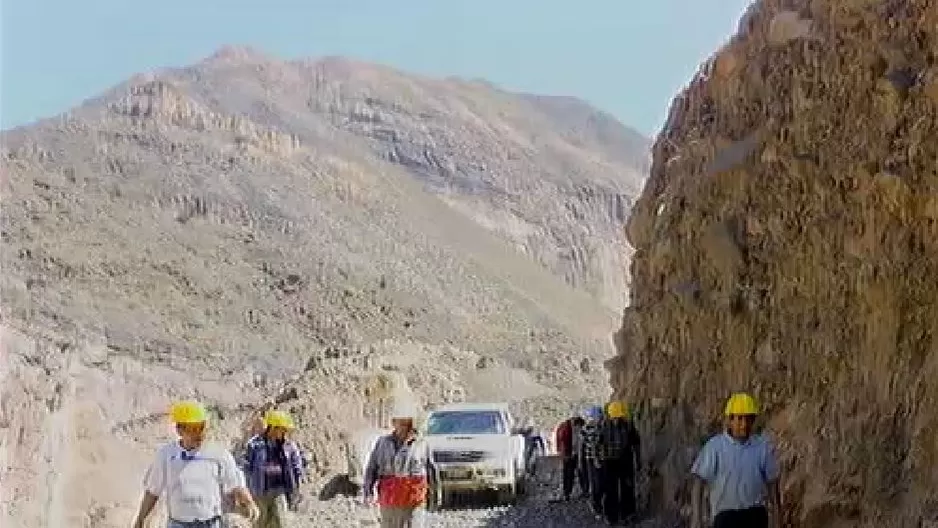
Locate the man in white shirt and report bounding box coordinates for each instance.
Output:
[132,400,260,528]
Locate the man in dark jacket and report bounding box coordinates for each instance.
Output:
[242,410,305,528]
[579,405,605,516]
[597,400,641,525]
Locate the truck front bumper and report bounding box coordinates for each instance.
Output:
[433,463,515,490]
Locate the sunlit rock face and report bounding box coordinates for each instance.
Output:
[608,1,938,526]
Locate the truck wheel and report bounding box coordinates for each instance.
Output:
[497,485,518,506]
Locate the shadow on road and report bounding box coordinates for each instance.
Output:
[479,455,683,528]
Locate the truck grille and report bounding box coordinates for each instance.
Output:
[433,450,488,463]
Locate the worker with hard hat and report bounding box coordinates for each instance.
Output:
[132,400,260,528]
[690,393,782,528]
[362,403,429,528]
[596,399,642,525]
[243,409,306,528]
[578,405,605,517]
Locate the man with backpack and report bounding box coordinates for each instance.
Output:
[597,400,641,526]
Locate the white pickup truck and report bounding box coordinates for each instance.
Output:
[421,403,527,509]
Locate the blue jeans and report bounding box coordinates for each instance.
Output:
[167,516,222,528]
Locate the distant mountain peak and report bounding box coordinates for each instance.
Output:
[202,44,275,66]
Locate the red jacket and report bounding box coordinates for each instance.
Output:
[556,419,574,457]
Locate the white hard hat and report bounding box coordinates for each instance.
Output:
[389,402,420,420]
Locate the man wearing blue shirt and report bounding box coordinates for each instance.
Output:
[690,393,782,528]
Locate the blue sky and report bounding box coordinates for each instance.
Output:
[1,0,751,135]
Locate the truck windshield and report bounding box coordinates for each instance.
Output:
[425,410,506,435]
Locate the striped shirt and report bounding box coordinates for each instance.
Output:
[579,421,602,461]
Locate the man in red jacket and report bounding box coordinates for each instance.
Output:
[555,414,586,501]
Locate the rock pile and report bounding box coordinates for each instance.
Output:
[610,0,938,526]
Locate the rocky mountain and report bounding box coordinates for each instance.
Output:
[610,0,938,526]
[0,48,646,527]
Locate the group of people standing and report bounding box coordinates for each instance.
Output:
[554,393,783,528]
[132,400,305,528]
[555,400,641,526]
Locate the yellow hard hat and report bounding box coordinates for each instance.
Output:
[724,393,760,416]
[170,400,208,424]
[606,400,629,419]
[264,409,296,429]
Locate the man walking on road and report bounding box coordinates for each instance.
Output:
[690,393,783,528]
[363,404,429,528]
[132,400,260,528]
[597,400,641,526]
[579,405,605,517]
[243,409,305,528]
[555,414,586,501]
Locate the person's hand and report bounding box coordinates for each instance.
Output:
[244,502,261,523]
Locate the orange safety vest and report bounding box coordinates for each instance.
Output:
[377,475,428,507]
[371,435,429,507]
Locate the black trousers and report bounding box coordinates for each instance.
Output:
[587,462,604,513]
[561,456,577,498]
[601,457,635,523]
[713,506,769,528]
[576,454,591,495]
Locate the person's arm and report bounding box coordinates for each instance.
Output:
[220,451,260,521]
[288,442,305,482]
[362,439,382,501]
[763,441,783,528]
[689,439,717,528]
[767,479,782,528]
[132,492,159,528]
[690,477,706,528]
[630,423,642,471]
[133,454,165,528]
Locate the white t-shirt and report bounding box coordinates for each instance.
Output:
[143,441,245,522]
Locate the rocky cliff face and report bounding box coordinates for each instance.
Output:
[610,1,938,526]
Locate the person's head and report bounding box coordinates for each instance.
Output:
[571,416,585,427]
[723,393,759,440]
[606,400,629,421]
[171,400,208,450]
[391,416,415,438]
[263,409,296,442]
[584,405,604,422]
[389,402,419,438]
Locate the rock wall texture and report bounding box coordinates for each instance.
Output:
[610,1,938,526]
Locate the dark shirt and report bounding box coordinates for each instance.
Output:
[264,442,286,490]
[597,417,641,469]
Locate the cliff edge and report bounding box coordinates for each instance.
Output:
[610,1,938,526]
